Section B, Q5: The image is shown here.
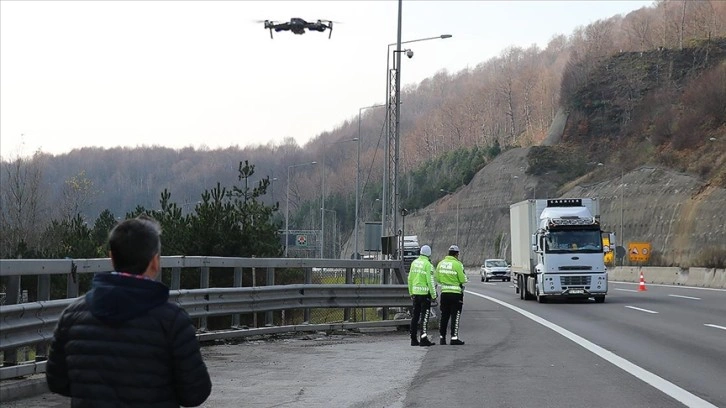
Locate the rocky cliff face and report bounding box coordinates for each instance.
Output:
[344,147,725,268]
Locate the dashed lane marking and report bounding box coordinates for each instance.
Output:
[625,305,659,314]
[668,294,701,300]
[704,324,726,331]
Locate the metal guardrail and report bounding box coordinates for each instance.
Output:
[0,256,409,382]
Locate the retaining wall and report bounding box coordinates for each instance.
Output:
[608,266,726,288]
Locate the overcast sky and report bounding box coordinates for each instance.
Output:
[0,0,653,159]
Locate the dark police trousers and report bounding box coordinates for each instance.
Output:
[439,292,464,339]
[410,295,432,340]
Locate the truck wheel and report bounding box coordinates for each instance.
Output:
[523,276,536,300]
[594,296,605,303]
[518,275,524,299]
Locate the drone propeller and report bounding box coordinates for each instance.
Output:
[255,19,277,38]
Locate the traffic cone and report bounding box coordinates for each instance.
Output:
[638,271,647,292]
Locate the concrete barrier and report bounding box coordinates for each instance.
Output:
[608,266,726,288]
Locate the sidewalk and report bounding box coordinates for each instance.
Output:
[1,328,424,408]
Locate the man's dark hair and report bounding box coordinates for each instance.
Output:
[108,216,162,275]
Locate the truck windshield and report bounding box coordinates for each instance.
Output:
[545,230,602,253]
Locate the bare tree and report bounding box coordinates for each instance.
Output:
[58,170,98,222]
[0,151,48,257]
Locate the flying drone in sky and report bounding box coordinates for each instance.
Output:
[261,18,336,39]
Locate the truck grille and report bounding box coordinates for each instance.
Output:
[560,276,591,286]
[559,266,592,271]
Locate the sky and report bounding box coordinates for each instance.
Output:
[0,0,653,159]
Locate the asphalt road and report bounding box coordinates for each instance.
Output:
[456,277,726,407]
[4,275,725,407]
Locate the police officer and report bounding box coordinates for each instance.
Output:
[408,244,437,346]
[435,244,467,345]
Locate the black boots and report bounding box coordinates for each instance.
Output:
[410,338,419,346]
[450,338,465,345]
[419,336,434,347]
[439,337,447,345]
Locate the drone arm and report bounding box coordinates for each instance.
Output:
[269,27,273,39]
[328,22,333,39]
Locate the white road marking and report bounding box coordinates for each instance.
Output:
[466,290,716,408]
[614,288,638,293]
[668,294,701,300]
[482,282,497,286]
[704,324,726,331]
[625,306,659,314]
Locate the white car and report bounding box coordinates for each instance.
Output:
[480,259,511,282]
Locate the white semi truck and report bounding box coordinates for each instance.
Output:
[510,198,614,303]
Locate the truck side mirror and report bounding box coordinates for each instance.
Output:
[531,234,537,252]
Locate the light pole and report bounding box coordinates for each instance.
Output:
[285,161,317,257]
[382,33,452,242]
[440,189,459,244]
[619,168,625,263]
[321,208,338,257]
[321,138,357,258]
[270,177,278,202]
[357,104,385,259]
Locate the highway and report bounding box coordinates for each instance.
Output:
[3,276,724,407]
[407,277,726,407]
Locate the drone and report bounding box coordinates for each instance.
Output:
[262,18,335,39]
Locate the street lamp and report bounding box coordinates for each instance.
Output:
[321,138,357,258]
[382,33,452,242]
[285,161,317,257]
[356,104,385,259]
[440,189,460,244]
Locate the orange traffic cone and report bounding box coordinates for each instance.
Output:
[638,271,647,292]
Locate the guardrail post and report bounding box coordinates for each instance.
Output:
[171,267,181,290]
[344,268,353,322]
[252,266,257,328]
[200,266,209,331]
[232,266,242,328]
[66,273,79,299]
[36,274,51,361]
[303,267,312,323]
[265,267,274,326]
[4,275,21,366]
[382,267,391,320]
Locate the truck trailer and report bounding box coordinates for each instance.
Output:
[510,198,614,303]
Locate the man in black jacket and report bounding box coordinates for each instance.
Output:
[46,216,212,407]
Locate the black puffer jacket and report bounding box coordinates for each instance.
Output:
[46,273,212,407]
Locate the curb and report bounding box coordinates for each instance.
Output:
[0,376,49,402]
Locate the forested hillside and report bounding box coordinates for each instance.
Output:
[2,0,725,260]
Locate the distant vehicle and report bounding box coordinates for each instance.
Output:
[480,259,511,282]
[401,235,420,273]
[261,18,335,39]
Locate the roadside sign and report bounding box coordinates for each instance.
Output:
[628,242,651,262]
[296,235,308,247]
